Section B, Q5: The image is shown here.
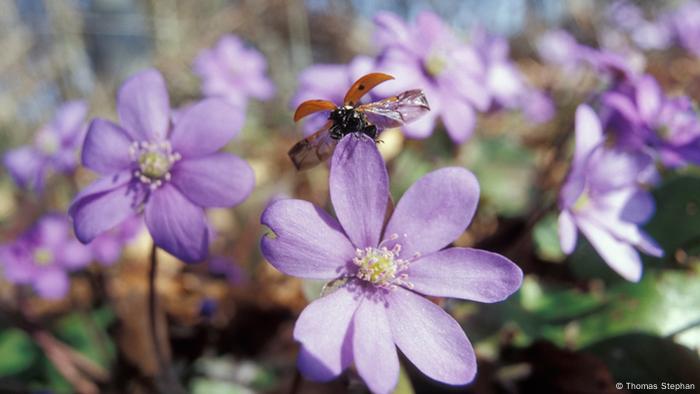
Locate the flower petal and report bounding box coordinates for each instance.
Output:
[558,210,578,254]
[636,75,662,123]
[574,104,603,165]
[261,199,355,279]
[387,287,476,385]
[117,69,171,141]
[384,167,479,258]
[353,298,399,394]
[144,184,209,263]
[82,119,134,174]
[69,171,140,243]
[171,153,254,207]
[59,240,93,270]
[408,247,522,302]
[170,99,243,158]
[330,135,388,248]
[294,285,359,381]
[441,97,476,144]
[4,146,44,190]
[577,217,642,282]
[34,268,69,299]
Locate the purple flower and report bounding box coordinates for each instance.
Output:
[604,1,673,51]
[4,101,87,193]
[601,74,700,167]
[261,136,522,392]
[194,34,275,108]
[558,105,663,282]
[373,11,489,143]
[0,214,92,299]
[89,216,143,265]
[69,69,255,263]
[291,56,374,135]
[669,1,700,57]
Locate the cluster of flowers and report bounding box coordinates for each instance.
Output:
[293,11,553,143]
[1,34,274,297]
[550,32,700,281]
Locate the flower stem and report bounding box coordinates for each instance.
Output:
[148,243,186,394]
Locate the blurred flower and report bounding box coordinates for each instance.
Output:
[669,1,700,57]
[558,105,663,282]
[89,216,143,265]
[194,34,275,108]
[208,256,245,285]
[3,101,87,193]
[600,74,700,168]
[261,136,522,393]
[535,29,580,67]
[0,214,91,299]
[291,56,374,135]
[70,69,255,263]
[373,11,489,143]
[604,1,673,51]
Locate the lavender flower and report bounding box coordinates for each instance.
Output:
[194,34,275,108]
[291,56,374,135]
[558,105,663,282]
[0,214,92,299]
[69,69,255,263]
[669,1,700,57]
[601,74,700,167]
[89,216,143,266]
[261,136,522,393]
[4,101,87,193]
[373,11,489,142]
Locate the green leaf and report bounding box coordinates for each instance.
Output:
[190,378,253,394]
[54,308,116,368]
[533,213,566,262]
[0,329,37,377]
[392,364,415,394]
[584,333,700,388]
[458,135,536,217]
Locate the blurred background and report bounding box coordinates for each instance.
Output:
[1,0,700,393]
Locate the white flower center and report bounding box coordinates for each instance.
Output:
[129,141,181,190]
[353,234,418,290]
[424,54,447,77]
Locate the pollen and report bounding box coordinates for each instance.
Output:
[353,234,418,290]
[424,54,447,77]
[33,248,53,266]
[129,141,181,190]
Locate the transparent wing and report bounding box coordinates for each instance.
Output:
[288,121,338,170]
[357,89,430,130]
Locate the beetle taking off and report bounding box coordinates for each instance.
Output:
[289,73,430,170]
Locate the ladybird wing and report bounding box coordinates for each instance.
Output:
[294,99,337,122]
[288,121,338,170]
[356,89,430,130]
[343,73,395,106]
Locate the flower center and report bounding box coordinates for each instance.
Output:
[130,141,181,190]
[33,248,53,266]
[424,54,447,77]
[573,191,590,212]
[36,129,60,155]
[353,234,417,290]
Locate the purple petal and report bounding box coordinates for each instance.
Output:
[51,101,88,140]
[441,98,476,144]
[144,184,209,263]
[117,69,171,141]
[4,146,44,190]
[69,171,140,243]
[558,210,578,254]
[401,111,437,139]
[171,153,254,208]
[330,135,388,248]
[294,285,359,381]
[34,268,69,299]
[577,217,642,281]
[373,11,412,50]
[261,199,355,279]
[82,119,134,174]
[353,298,399,394]
[408,247,522,302]
[170,99,243,158]
[59,240,93,270]
[636,75,662,123]
[573,104,603,165]
[620,190,655,224]
[387,287,476,385]
[384,167,479,258]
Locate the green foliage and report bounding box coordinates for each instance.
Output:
[0,329,38,377]
[533,213,566,262]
